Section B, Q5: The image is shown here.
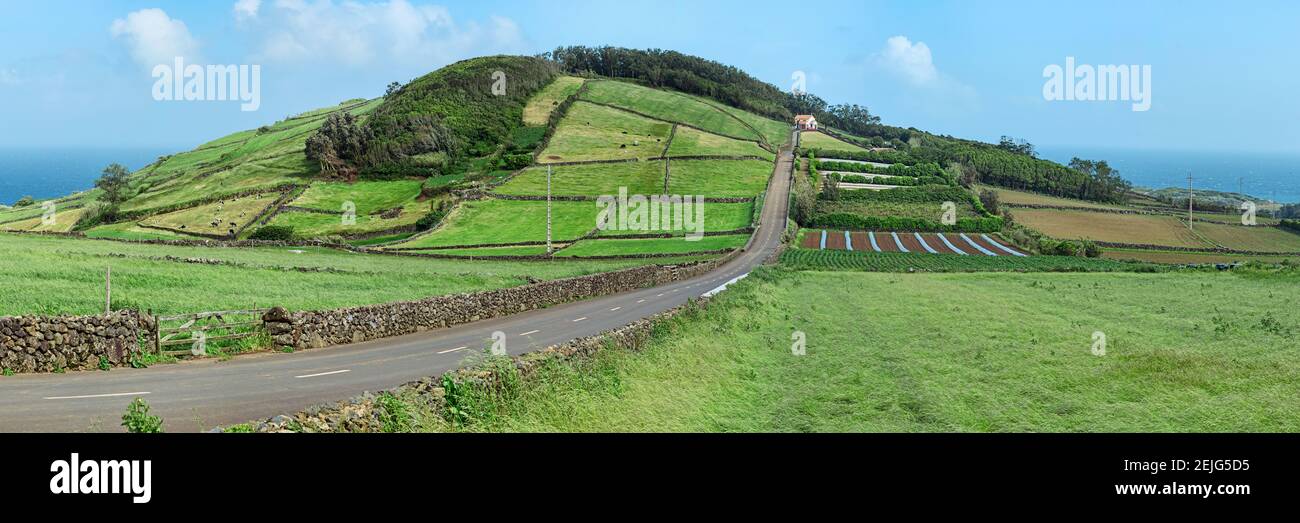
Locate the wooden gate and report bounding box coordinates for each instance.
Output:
[153,309,269,356]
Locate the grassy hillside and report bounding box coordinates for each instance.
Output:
[407,266,1300,432]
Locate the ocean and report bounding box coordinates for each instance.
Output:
[1,145,1296,206]
[1039,146,1300,204]
[0,147,174,206]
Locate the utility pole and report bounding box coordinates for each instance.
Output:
[546,165,553,254]
[105,265,112,315]
[1187,173,1194,230]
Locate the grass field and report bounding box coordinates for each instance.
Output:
[432,245,559,257]
[595,200,755,237]
[523,76,585,125]
[711,103,792,148]
[799,131,870,153]
[667,159,772,198]
[266,200,428,238]
[387,199,601,249]
[581,80,758,140]
[0,232,712,316]
[409,267,1300,432]
[84,221,200,241]
[139,192,282,237]
[495,161,666,197]
[1194,223,1300,252]
[558,234,749,257]
[1014,208,1210,248]
[666,126,773,160]
[288,180,423,213]
[537,102,672,164]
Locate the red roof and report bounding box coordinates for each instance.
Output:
[794,114,816,123]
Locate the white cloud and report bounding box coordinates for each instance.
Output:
[246,0,525,67]
[874,35,938,86]
[234,0,262,22]
[110,8,200,68]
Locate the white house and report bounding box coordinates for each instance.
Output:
[794,114,818,130]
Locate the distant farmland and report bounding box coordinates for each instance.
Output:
[1013,208,1209,248]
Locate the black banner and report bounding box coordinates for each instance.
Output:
[6,433,1292,512]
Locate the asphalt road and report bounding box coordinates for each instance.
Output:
[0,134,795,433]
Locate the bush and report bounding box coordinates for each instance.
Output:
[416,200,454,231]
[73,200,120,231]
[249,225,296,241]
[979,189,1000,215]
[122,398,163,433]
[807,213,1003,233]
[13,196,34,207]
[499,153,533,171]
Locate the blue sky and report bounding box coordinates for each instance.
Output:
[1,0,1297,155]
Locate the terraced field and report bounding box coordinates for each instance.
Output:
[537,102,672,163]
[120,99,381,215]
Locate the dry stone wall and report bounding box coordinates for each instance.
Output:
[0,310,145,373]
[263,258,727,350]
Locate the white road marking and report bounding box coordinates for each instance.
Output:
[656,293,664,297]
[703,272,750,298]
[519,330,539,336]
[637,299,646,303]
[44,391,151,401]
[437,346,468,354]
[609,307,622,311]
[573,317,587,322]
[295,369,350,379]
